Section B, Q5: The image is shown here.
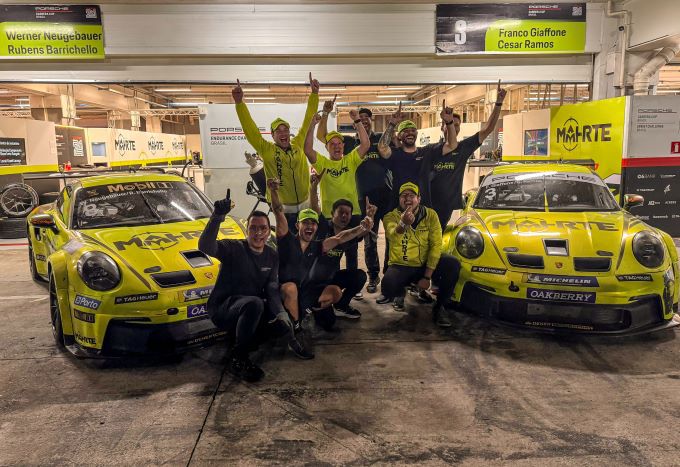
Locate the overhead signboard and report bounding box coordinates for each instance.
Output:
[0,137,27,165]
[436,3,586,54]
[0,5,104,59]
[550,97,626,197]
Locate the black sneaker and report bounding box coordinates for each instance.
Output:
[376,294,392,304]
[415,290,435,304]
[288,338,315,360]
[433,304,452,328]
[334,305,361,319]
[353,292,364,301]
[366,276,380,294]
[229,356,265,382]
[392,296,405,312]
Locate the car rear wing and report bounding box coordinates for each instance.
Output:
[469,158,596,168]
[22,166,177,182]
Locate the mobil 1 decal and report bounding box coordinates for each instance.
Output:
[436,3,586,54]
[622,166,680,236]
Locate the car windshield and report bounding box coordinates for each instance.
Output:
[474,170,620,212]
[73,180,213,229]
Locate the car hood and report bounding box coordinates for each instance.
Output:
[474,209,628,272]
[76,217,244,286]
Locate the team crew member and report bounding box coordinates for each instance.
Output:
[232,73,320,232]
[269,177,373,333]
[198,191,312,383]
[377,102,459,208]
[308,171,377,319]
[422,81,507,229]
[378,182,461,328]
[316,103,390,293]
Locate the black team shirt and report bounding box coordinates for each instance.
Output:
[343,133,390,197]
[206,240,284,319]
[277,231,323,287]
[421,133,481,212]
[387,142,445,202]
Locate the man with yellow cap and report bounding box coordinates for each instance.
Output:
[232,73,320,232]
[377,102,459,208]
[268,177,373,335]
[377,182,460,328]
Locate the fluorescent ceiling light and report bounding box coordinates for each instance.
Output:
[154,87,191,92]
[169,102,205,106]
[38,78,95,83]
[246,97,276,100]
[378,94,408,98]
[322,87,347,91]
[243,88,271,92]
[16,97,29,101]
[387,86,421,90]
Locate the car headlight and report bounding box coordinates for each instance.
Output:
[632,231,665,269]
[456,226,484,259]
[77,251,121,291]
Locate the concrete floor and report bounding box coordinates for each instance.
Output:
[2,244,680,466]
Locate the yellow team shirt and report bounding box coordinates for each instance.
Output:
[312,148,364,217]
[235,93,319,209]
[383,206,442,270]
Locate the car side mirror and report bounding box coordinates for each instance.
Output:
[463,189,478,207]
[30,213,57,231]
[623,194,644,211]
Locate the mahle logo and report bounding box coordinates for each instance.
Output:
[556,117,612,152]
[114,232,181,251]
[115,133,136,157]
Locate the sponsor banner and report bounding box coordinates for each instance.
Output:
[114,292,159,305]
[180,286,214,302]
[617,274,653,282]
[550,97,626,198]
[627,96,680,159]
[85,128,186,165]
[526,287,596,303]
[187,303,208,319]
[621,166,680,236]
[0,137,27,166]
[0,5,104,60]
[198,104,333,169]
[74,308,95,323]
[73,294,101,310]
[526,274,598,287]
[436,3,586,55]
[471,266,506,275]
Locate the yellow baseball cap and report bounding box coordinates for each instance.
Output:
[397,120,417,134]
[297,208,319,223]
[399,182,419,196]
[270,118,290,132]
[325,131,344,144]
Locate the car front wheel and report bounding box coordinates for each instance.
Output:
[49,273,65,348]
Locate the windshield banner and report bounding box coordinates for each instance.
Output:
[436,3,586,54]
[0,5,104,60]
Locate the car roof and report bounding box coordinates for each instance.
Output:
[491,163,593,176]
[77,173,187,189]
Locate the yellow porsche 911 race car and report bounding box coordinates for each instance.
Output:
[27,173,245,356]
[443,163,679,334]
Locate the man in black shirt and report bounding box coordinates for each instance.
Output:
[199,191,312,383]
[422,81,507,229]
[317,102,390,293]
[269,177,373,333]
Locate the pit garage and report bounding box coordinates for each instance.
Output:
[1,1,680,465]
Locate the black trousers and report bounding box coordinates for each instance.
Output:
[359,188,391,278]
[344,215,361,271]
[381,254,460,306]
[300,269,367,331]
[210,295,288,358]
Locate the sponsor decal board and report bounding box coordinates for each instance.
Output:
[199,104,334,169]
[549,97,626,199]
[0,5,104,60]
[0,137,27,165]
[73,294,101,310]
[85,128,186,165]
[114,292,159,305]
[55,126,88,164]
[526,274,598,287]
[621,166,680,235]
[526,287,596,303]
[187,303,208,319]
[436,3,586,54]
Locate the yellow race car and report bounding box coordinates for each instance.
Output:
[27,173,245,356]
[444,163,679,334]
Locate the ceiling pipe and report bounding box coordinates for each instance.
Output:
[605,0,631,96]
[633,44,680,95]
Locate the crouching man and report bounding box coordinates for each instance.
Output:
[199,190,312,383]
[268,177,372,334]
[378,182,460,328]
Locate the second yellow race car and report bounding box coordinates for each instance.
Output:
[443,163,679,334]
[27,173,246,357]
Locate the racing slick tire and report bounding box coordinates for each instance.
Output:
[28,244,46,282]
[49,273,66,348]
[0,217,27,239]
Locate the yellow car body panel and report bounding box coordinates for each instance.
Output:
[27,173,246,356]
[444,163,679,334]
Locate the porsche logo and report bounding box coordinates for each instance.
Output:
[555,262,563,269]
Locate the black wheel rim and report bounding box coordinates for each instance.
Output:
[0,185,36,217]
[49,277,59,337]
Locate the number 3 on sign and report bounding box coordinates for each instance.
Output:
[454,20,467,45]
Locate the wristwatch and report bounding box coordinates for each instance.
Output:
[495,102,503,107]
